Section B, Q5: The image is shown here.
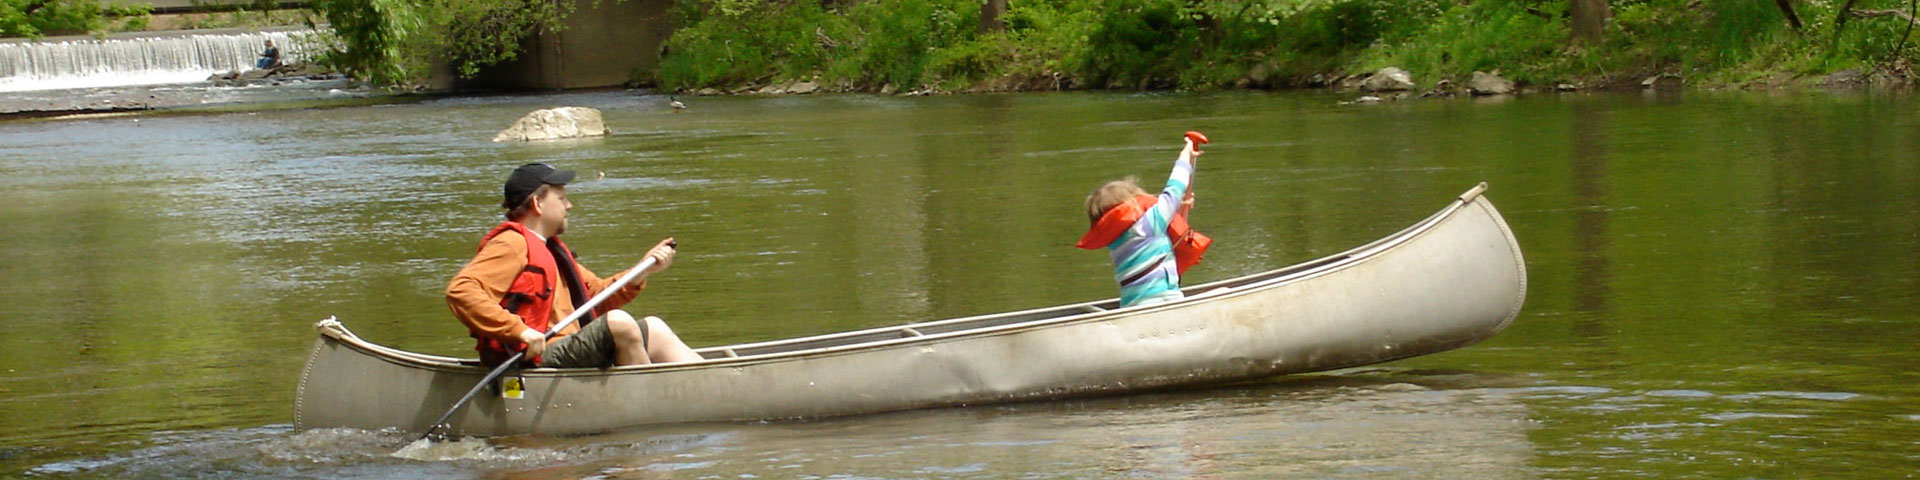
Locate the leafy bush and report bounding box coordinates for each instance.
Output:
[1079,0,1192,88]
[311,0,1920,90]
[1356,0,1564,85]
[306,0,570,85]
[306,0,422,84]
[658,1,845,89]
[661,0,980,91]
[845,0,973,88]
[1,0,151,38]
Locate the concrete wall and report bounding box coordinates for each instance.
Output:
[449,0,675,90]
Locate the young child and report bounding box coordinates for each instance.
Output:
[1076,135,1213,307]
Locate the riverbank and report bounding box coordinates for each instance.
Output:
[655,0,1920,98]
[670,64,1913,100]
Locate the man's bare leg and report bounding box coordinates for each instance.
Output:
[639,315,703,363]
[605,310,652,366]
[605,310,703,365]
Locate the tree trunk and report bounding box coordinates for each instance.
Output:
[1775,0,1804,30]
[1570,0,1611,46]
[979,0,1007,33]
[1833,0,1862,47]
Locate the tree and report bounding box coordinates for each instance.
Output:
[979,0,1005,33]
[306,0,570,85]
[1569,0,1609,46]
[306,0,422,84]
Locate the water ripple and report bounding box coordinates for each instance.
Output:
[1725,391,1864,402]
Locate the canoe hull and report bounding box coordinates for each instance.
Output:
[296,184,1525,436]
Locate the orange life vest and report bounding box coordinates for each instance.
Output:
[473,221,584,366]
[1075,194,1213,274]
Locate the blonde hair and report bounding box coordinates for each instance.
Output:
[1085,177,1147,225]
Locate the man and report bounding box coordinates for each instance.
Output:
[256,40,281,70]
[446,163,702,367]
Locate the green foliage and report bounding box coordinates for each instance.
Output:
[1,0,152,38]
[658,1,844,88]
[306,0,422,84]
[172,6,310,31]
[660,0,982,90]
[993,0,1099,78]
[1078,0,1191,88]
[306,0,571,85]
[849,0,973,87]
[304,0,1920,91]
[1357,0,1565,85]
[659,0,1457,91]
[420,0,571,78]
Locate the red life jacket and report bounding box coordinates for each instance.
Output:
[1074,195,1213,274]
[473,221,580,366]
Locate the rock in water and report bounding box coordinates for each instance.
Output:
[1468,71,1515,96]
[1362,67,1415,92]
[493,107,611,142]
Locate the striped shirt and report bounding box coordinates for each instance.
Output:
[1103,155,1193,306]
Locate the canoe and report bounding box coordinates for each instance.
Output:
[295,182,1526,437]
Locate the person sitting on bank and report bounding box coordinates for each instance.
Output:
[446,163,703,367]
[256,40,281,70]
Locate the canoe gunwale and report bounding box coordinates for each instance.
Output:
[310,182,1514,379]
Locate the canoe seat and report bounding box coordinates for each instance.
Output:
[899,327,924,338]
[1081,305,1106,313]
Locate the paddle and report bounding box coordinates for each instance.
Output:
[1185,130,1208,152]
[420,241,674,441]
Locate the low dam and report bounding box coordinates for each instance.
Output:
[0,0,669,94]
[0,28,311,92]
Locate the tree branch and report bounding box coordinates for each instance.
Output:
[20,0,51,17]
[1851,8,1920,24]
[1775,0,1803,30]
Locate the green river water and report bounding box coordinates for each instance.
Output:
[0,89,1915,479]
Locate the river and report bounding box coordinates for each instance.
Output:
[0,89,1915,478]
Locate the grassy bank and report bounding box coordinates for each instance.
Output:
[658,0,1920,93]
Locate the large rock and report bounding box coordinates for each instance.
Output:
[492,107,611,142]
[1468,71,1516,95]
[1362,67,1415,92]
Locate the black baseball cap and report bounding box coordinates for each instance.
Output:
[502,163,576,209]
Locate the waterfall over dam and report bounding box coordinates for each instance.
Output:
[0,29,315,93]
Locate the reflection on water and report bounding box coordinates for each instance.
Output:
[29,371,1539,479]
[2,89,1918,478]
[21,367,1901,479]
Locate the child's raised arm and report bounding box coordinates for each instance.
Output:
[1181,131,1209,166]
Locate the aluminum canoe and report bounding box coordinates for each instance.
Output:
[295,182,1526,436]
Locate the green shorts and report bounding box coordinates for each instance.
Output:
[536,315,648,368]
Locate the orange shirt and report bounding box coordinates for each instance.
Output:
[445,230,644,345]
